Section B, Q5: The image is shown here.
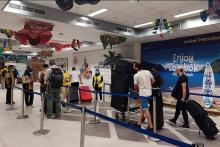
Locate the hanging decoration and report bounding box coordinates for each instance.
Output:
[100,35,127,49]
[14,21,53,46]
[55,0,100,11]
[200,0,220,22]
[49,39,80,52]
[152,17,172,38]
[37,51,54,60]
[0,29,14,53]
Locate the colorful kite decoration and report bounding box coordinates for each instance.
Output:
[100,35,127,49]
[152,17,172,38]
[200,0,220,22]
[49,39,80,52]
[14,21,53,46]
[0,29,14,53]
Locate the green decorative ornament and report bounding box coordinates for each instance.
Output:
[100,35,127,49]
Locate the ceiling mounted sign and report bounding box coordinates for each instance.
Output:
[15,21,53,46]
[100,35,127,49]
[200,0,220,22]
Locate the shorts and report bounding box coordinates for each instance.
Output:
[140,98,149,110]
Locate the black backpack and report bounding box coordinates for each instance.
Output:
[49,68,63,88]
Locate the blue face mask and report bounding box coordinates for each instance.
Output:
[63,68,67,72]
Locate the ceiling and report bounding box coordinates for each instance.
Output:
[0,0,219,54]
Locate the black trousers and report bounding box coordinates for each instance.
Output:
[173,100,189,125]
[6,88,12,104]
[24,89,34,106]
[95,87,102,100]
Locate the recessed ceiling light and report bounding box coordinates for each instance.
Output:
[88,9,108,17]
[134,22,153,28]
[174,10,203,18]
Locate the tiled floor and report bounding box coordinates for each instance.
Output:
[0,86,220,147]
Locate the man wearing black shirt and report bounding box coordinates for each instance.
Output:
[169,67,189,128]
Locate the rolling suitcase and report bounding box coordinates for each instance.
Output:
[186,100,219,140]
[68,86,79,103]
[149,90,164,130]
[79,86,92,102]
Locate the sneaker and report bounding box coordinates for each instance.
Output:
[169,119,176,125]
[180,124,189,129]
[147,127,154,132]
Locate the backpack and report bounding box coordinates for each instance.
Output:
[49,68,63,88]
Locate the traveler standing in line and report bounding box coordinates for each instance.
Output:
[5,71,14,106]
[1,66,8,89]
[44,60,63,119]
[169,67,190,128]
[61,65,71,106]
[12,65,19,85]
[38,64,49,113]
[92,69,104,103]
[69,67,82,103]
[133,62,155,131]
[22,70,34,108]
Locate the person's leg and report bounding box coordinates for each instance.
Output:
[144,110,153,129]
[24,90,29,106]
[98,88,102,101]
[6,88,11,104]
[61,87,66,102]
[54,89,61,118]
[138,110,145,126]
[29,89,34,106]
[65,87,69,101]
[173,100,181,121]
[181,102,189,125]
[46,90,53,117]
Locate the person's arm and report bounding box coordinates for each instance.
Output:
[44,69,51,83]
[78,74,82,84]
[133,75,139,92]
[181,82,187,101]
[22,76,29,84]
[150,73,155,85]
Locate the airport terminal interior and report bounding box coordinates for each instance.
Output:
[1,0,220,147]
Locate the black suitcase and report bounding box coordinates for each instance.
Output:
[186,100,219,140]
[111,74,133,112]
[68,86,79,103]
[149,90,164,130]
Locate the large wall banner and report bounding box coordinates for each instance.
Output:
[141,32,220,108]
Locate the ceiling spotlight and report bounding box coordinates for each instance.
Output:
[55,0,74,11]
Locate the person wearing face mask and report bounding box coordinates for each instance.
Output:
[61,65,71,106]
[92,69,104,103]
[5,70,15,106]
[169,67,189,128]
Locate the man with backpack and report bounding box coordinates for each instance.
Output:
[44,60,63,119]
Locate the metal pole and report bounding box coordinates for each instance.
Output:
[33,93,49,135]
[67,87,69,112]
[148,95,160,142]
[80,106,86,147]
[89,91,100,124]
[127,94,131,121]
[103,83,105,103]
[192,142,204,147]
[17,89,29,119]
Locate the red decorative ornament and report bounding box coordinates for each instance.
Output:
[14,21,53,46]
[49,42,70,52]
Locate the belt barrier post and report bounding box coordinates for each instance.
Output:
[17,89,29,119]
[127,93,131,121]
[80,106,86,147]
[192,142,204,147]
[149,95,160,142]
[89,91,100,124]
[67,87,70,112]
[33,93,49,135]
[103,83,105,103]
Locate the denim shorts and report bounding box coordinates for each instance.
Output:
[140,99,149,110]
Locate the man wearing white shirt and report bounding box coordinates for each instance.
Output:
[70,67,82,88]
[133,62,155,131]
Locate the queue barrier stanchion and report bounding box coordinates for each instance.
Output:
[16,88,29,119]
[80,106,86,147]
[33,93,49,136]
[89,91,101,124]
